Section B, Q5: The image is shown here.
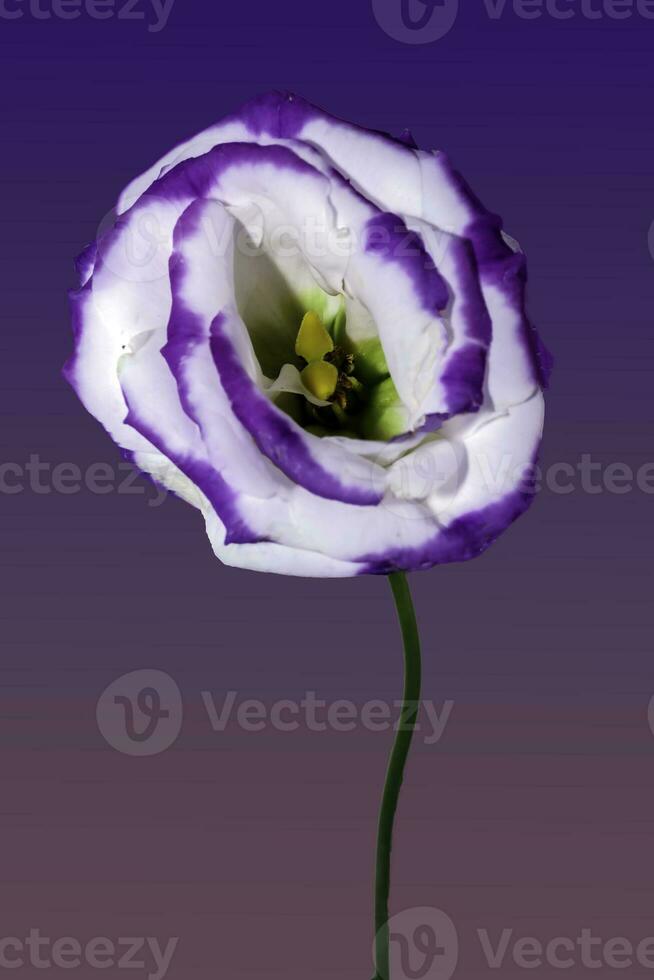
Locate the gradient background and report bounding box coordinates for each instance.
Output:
[1,1,654,977]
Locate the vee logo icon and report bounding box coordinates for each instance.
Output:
[97,669,183,756]
[375,907,459,980]
[372,0,459,43]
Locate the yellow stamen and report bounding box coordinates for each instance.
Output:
[295,311,334,362]
[301,360,338,401]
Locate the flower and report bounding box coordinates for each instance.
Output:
[65,92,550,577]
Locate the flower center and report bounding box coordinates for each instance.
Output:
[271,307,406,441]
[295,311,360,409]
[232,230,405,440]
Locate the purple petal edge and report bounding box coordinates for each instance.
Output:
[358,452,541,574]
[209,313,382,507]
[226,90,421,156]
[441,343,486,417]
[122,395,262,547]
[437,153,553,390]
[365,212,449,315]
[74,241,97,285]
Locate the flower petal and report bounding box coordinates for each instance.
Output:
[209,310,384,506]
[116,91,422,216]
[418,151,551,408]
[163,198,385,509]
[356,390,545,573]
[203,511,367,578]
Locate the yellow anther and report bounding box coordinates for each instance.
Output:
[295,311,334,362]
[301,360,338,401]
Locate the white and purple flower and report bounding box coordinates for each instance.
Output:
[65,92,549,577]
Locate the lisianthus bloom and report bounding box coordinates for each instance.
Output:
[65,92,549,577]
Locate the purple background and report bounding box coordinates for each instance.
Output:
[1,1,654,977]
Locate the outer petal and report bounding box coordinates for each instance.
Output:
[204,512,367,578]
[418,151,551,407]
[120,347,259,545]
[358,391,545,574]
[116,91,422,216]
[68,141,346,457]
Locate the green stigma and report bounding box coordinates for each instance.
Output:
[281,303,405,440]
[295,310,339,400]
[295,311,334,362]
[301,360,339,401]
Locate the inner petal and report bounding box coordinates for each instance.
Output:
[230,209,412,444]
[232,213,343,380]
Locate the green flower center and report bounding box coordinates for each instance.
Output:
[272,304,407,442]
[231,228,407,441]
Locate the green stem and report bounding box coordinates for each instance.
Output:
[372,572,422,980]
